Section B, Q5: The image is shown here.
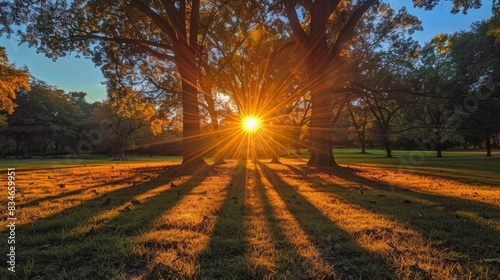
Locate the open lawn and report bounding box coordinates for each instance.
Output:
[0,150,499,279]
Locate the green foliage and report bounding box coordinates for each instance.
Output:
[449,16,500,153]
[89,94,167,159]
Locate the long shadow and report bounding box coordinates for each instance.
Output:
[251,162,341,279]
[11,165,178,236]
[5,164,211,279]
[18,165,169,208]
[353,158,500,186]
[194,161,250,279]
[285,164,500,273]
[289,164,500,212]
[258,162,396,279]
[74,165,213,237]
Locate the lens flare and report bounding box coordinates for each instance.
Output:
[243,117,259,132]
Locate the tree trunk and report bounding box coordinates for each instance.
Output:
[486,135,492,157]
[42,138,50,158]
[207,94,226,165]
[200,63,226,166]
[436,148,442,158]
[305,43,336,167]
[270,153,280,163]
[115,151,127,161]
[115,140,128,161]
[384,139,392,158]
[359,129,367,153]
[15,136,20,158]
[53,141,59,158]
[436,138,442,158]
[176,45,206,166]
[23,133,32,159]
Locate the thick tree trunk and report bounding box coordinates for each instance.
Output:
[360,142,366,154]
[176,46,206,166]
[436,148,442,158]
[305,43,336,167]
[115,140,128,161]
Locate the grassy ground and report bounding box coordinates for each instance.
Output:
[0,150,499,279]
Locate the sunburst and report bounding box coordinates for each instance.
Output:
[242,117,260,132]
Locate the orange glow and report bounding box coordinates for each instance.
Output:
[242,117,260,132]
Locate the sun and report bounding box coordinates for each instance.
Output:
[242,117,260,132]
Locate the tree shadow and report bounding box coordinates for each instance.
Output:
[195,161,250,279]
[18,165,168,209]
[249,161,317,278]
[352,157,500,185]
[258,162,396,279]
[285,164,500,273]
[8,163,212,279]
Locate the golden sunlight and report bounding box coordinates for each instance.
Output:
[242,117,260,132]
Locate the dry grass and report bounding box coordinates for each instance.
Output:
[0,156,499,279]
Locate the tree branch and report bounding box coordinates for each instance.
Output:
[284,1,309,45]
[129,0,178,43]
[330,0,377,60]
[190,0,200,49]
[69,34,175,61]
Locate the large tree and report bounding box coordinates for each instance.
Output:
[281,0,375,166]
[0,0,228,165]
[280,0,486,166]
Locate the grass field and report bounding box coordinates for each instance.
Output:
[0,149,499,279]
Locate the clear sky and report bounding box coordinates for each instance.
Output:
[0,1,493,103]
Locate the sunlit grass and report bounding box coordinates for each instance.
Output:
[0,154,498,279]
[263,162,499,278]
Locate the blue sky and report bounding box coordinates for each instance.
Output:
[0,1,493,102]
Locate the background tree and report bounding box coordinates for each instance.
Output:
[342,3,421,157]
[4,80,84,158]
[90,93,166,160]
[347,100,373,153]
[406,36,465,157]
[450,14,500,156]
